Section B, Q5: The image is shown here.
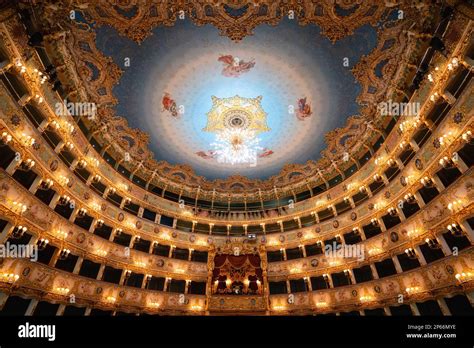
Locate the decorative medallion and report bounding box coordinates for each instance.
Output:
[445,264,454,275]
[22,267,30,277]
[279,235,285,243]
[374,285,381,293]
[433,138,441,149]
[157,259,164,267]
[384,191,391,199]
[311,259,319,267]
[351,289,358,297]
[332,220,339,228]
[453,112,463,124]
[415,158,423,170]
[135,220,142,229]
[368,203,374,210]
[171,231,178,238]
[390,231,399,242]
[117,213,124,222]
[95,287,102,295]
[297,231,303,238]
[400,176,407,186]
[119,290,125,298]
[203,95,269,135]
[76,232,86,244]
[315,227,321,233]
[189,235,196,243]
[10,114,20,126]
[350,212,357,221]
[49,160,58,172]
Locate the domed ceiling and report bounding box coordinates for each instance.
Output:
[93,18,377,180]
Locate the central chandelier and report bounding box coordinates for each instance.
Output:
[211,128,262,166]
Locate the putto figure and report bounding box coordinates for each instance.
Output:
[218,55,255,77]
[296,97,312,120]
[162,92,178,117]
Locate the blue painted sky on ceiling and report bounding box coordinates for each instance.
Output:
[94,18,377,180]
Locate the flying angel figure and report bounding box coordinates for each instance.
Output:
[218,55,255,77]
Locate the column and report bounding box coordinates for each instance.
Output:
[28,176,43,194]
[185,280,190,294]
[281,248,287,261]
[188,249,193,261]
[305,277,312,292]
[437,298,451,316]
[84,307,92,316]
[414,245,427,266]
[413,191,426,208]
[453,154,469,173]
[5,156,20,175]
[391,255,403,273]
[300,245,307,258]
[346,269,356,284]
[25,299,39,316]
[459,220,474,243]
[325,275,334,288]
[410,303,420,316]
[370,263,379,280]
[432,174,446,191]
[286,280,291,294]
[0,222,14,244]
[96,264,106,280]
[0,292,9,310]
[383,307,392,316]
[359,310,365,316]
[72,257,84,274]
[163,277,170,292]
[437,235,452,256]
[48,193,61,209]
[48,248,62,267]
[56,304,66,316]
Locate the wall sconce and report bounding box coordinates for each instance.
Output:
[439,156,454,168]
[429,92,439,102]
[343,197,350,204]
[124,197,132,205]
[387,207,398,216]
[420,176,433,187]
[373,174,382,182]
[455,272,473,283]
[370,218,379,227]
[316,241,322,247]
[58,195,71,205]
[59,249,70,260]
[404,248,417,259]
[115,228,122,235]
[56,287,70,295]
[1,131,12,145]
[343,269,350,277]
[21,134,35,147]
[359,295,372,303]
[447,223,463,236]
[0,273,20,283]
[405,286,420,294]
[39,178,53,190]
[387,158,396,167]
[425,238,440,249]
[352,227,360,235]
[20,159,35,171]
[11,201,28,214]
[77,208,87,217]
[315,301,327,308]
[96,249,107,257]
[64,142,74,151]
[359,186,367,194]
[404,193,416,204]
[124,270,132,280]
[106,296,116,303]
[34,94,44,104]
[107,187,116,196]
[461,130,472,144]
[148,301,161,308]
[95,219,104,228]
[335,234,341,243]
[37,238,49,250]
[12,225,27,238]
[77,159,87,169]
[448,199,463,211]
[92,174,101,183]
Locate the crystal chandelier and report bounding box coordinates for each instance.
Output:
[211,128,262,165]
